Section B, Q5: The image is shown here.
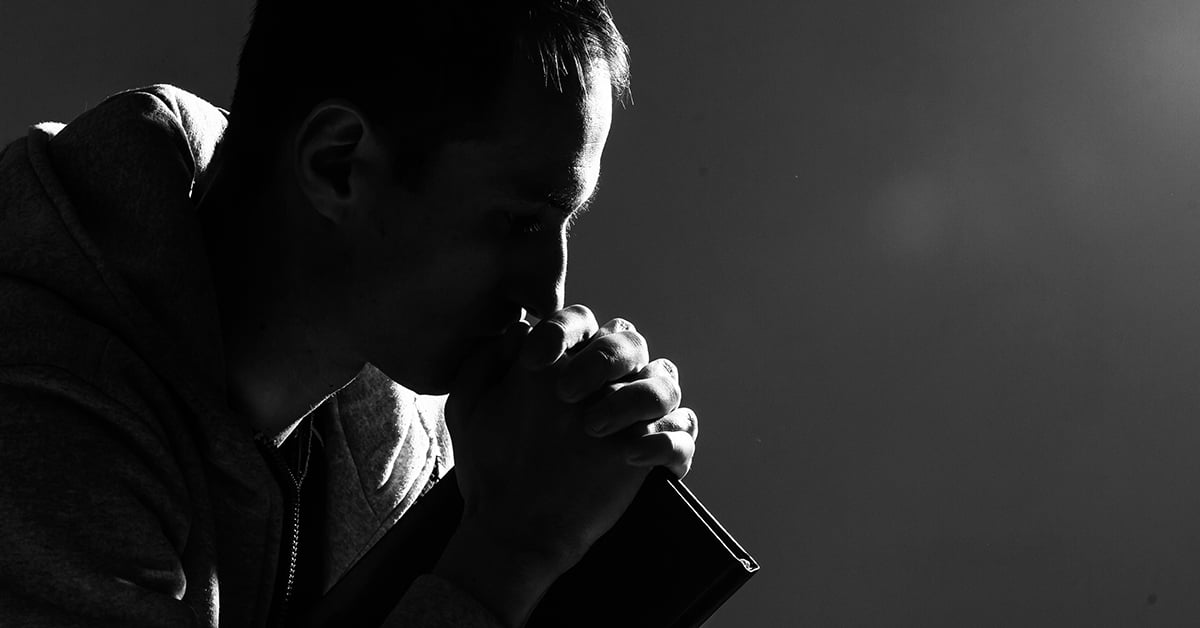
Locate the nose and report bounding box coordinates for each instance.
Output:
[513,227,567,320]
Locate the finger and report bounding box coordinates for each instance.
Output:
[582,360,682,436]
[624,429,696,479]
[556,329,649,402]
[519,304,598,370]
[557,317,640,403]
[592,317,636,340]
[640,406,698,443]
[446,321,530,427]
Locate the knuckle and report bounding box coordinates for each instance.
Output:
[622,378,658,411]
[670,409,690,432]
[658,377,682,409]
[621,330,648,357]
[656,358,678,380]
[618,331,645,356]
[674,430,696,458]
[644,406,688,435]
[590,342,620,366]
[595,336,634,367]
[577,345,621,382]
[606,317,635,333]
[564,303,595,323]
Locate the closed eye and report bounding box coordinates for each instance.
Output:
[505,212,543,234]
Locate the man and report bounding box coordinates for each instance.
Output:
[0,1,698,627]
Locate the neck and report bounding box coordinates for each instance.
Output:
[200,167,363,439]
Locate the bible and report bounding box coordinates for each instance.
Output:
[303,468,759,627]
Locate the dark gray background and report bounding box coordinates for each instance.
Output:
[5,1,1200,626]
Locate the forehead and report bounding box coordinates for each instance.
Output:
[432,61,613,207]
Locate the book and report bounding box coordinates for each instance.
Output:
[303,467,759,627]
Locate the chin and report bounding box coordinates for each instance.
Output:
[370,351,465,396]
[371,329,500,396]
[406,377,453,396]
[372,365,453,396]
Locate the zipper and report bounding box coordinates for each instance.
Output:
[256,427,309,628]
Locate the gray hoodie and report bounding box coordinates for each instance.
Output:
[0,85,500,627]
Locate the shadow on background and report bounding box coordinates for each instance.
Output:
[5,1,1200,626]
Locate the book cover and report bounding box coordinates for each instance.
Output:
[304,468,759,627]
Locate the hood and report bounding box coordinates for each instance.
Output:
[0,84,286,513]
[0,84,229,410]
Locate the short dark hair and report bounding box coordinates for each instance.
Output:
[221,0,629,185]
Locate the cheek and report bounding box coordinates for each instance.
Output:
[420,240,510,307]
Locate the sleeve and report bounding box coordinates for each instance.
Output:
[0,383,204,627]
[319,367,501,626]
[319,364,451,589]
[383,575,505,628]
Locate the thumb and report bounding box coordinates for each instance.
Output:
[446,321,530,428]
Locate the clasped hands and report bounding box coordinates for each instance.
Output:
[446,304,699,569]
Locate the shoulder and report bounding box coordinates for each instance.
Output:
[110,84,228,174]
[49,84,227,199]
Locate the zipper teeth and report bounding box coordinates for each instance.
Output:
[278,492,301,624]
[258,437,303,628]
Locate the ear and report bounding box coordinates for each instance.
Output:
[293,100,375,225]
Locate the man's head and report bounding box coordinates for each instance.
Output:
[219,1,629,393]
[223,0,629,188]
